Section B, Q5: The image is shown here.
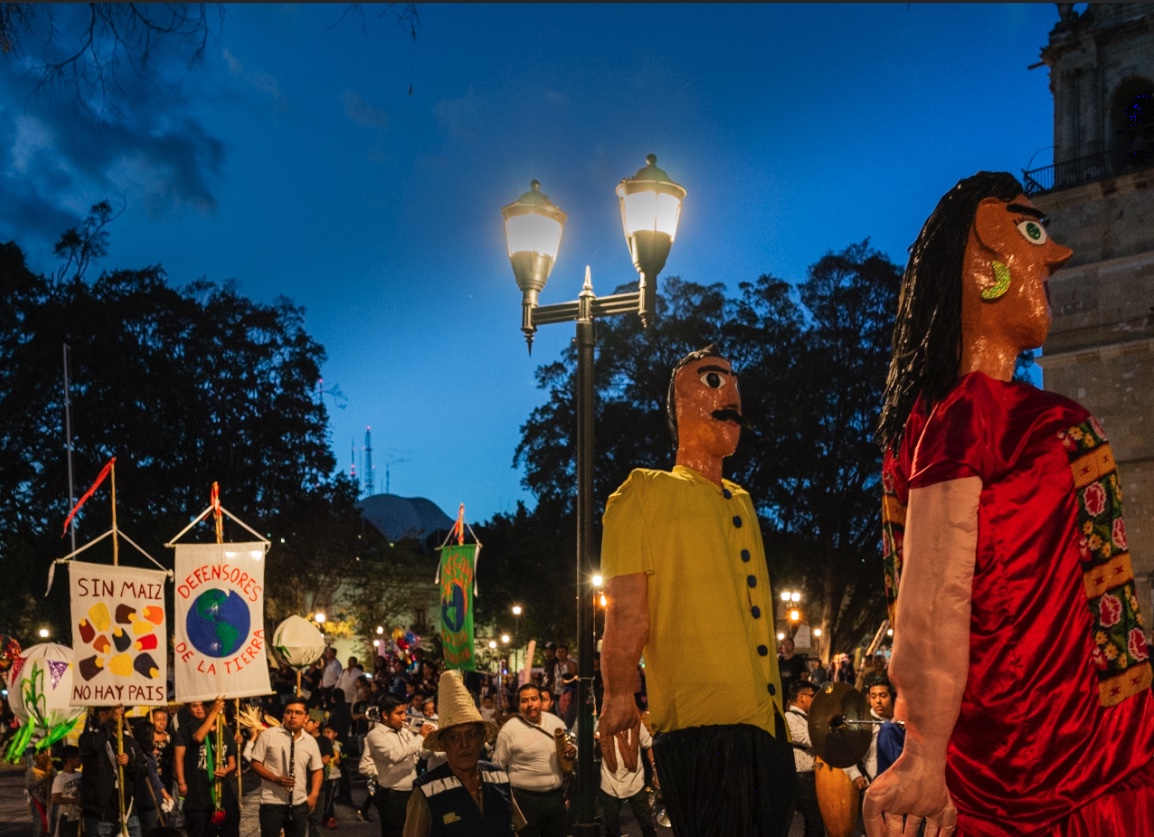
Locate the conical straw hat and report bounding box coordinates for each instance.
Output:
[424,669,498,752]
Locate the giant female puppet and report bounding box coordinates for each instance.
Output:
[865,172,1154,836]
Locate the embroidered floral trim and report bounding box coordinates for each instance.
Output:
[1061,417,1151,707]
[881,461,905,626]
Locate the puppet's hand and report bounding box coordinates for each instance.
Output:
[598,695,641,773]
[862,749,956,837]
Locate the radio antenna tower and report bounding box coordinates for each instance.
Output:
[364,426,374,496]
[350,438,357,492]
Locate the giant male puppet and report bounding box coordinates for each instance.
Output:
[599,345,796,837]
[865,172,1154,836]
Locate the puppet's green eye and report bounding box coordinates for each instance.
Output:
[1017,220,1047,245]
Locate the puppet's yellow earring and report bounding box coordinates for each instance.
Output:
[981,261,1011,301]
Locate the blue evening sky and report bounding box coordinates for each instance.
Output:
[1,3,1072,522]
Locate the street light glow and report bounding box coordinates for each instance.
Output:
[501,634,510,644]
[790,591,801,602]
[813,628,823,637]
[314,612,326,624]
[502,155,684,833]
[512,605,523,616]
[38,628,49,638]
[376,625,384,634]
[780,591,791,601]
[488,640,497,649]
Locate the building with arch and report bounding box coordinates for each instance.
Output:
[1026,3,1154,612]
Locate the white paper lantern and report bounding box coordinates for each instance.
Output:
[6,643,84,756]
[272,616,325,669]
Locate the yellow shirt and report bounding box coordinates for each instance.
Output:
[601,465,785,736]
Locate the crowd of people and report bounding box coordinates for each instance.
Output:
[779,640,903,837]
[11,630,905,837]
[13,634,666,837]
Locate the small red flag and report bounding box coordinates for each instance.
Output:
[62,457,115,537]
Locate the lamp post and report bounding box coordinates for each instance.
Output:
[511,604,523,674]
[778,590,805,640]
[502,154,686,836]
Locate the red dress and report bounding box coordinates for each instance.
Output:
[882,372,1154,834]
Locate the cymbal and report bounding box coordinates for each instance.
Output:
[807,682,873,768]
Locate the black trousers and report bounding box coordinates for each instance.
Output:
[598,788,657,837]
[258,804,309,837]
[510,787,568,837]
[652,720,797,837]
[795,772,825,837]
[375,788,410,837]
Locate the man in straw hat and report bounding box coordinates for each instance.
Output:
[403,670,525,837]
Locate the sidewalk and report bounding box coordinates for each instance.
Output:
[1,760,818,836]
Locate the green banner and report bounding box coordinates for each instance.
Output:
[439,544,476,670]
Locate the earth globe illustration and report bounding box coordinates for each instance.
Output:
[441,583,466,633]
[186,588,250,658]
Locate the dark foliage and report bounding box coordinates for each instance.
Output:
[506,243,902,659]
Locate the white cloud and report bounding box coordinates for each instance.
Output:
[341,89,389,130]
[222,48,289,110]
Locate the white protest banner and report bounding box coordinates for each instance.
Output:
[69,561,168,706]
[173,543,271,702]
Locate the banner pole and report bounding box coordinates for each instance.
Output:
[117,712,127,836]
[236,698,243,808]
[111,460,119,566]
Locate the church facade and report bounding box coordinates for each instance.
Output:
[1028,4,1154,613]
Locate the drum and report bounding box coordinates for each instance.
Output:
[814,755,860,837]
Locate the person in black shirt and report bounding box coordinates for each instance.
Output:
[777,638,808,694]
[79,705,147,837]
[305,713,334,837]
[151,708,176,798]
[326,692,354,804]
[174,698,239,837]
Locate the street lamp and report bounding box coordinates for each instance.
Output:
[503,154,685,836]
[511,605,524,673]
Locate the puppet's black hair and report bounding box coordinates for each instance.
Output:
[876,171,1024,452]
[666,344,724,448]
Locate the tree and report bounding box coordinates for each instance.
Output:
[0,208,341,637]
[757,242,902,659]
[0,4,418,110]
[513,245,902,661]
[509,277,733,648]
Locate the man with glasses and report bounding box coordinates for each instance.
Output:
[785,682,824,837]
[249,699,325,837]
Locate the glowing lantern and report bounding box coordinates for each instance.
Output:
[5,643,84,762]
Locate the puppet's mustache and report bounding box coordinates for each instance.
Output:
[712,408,753,430]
